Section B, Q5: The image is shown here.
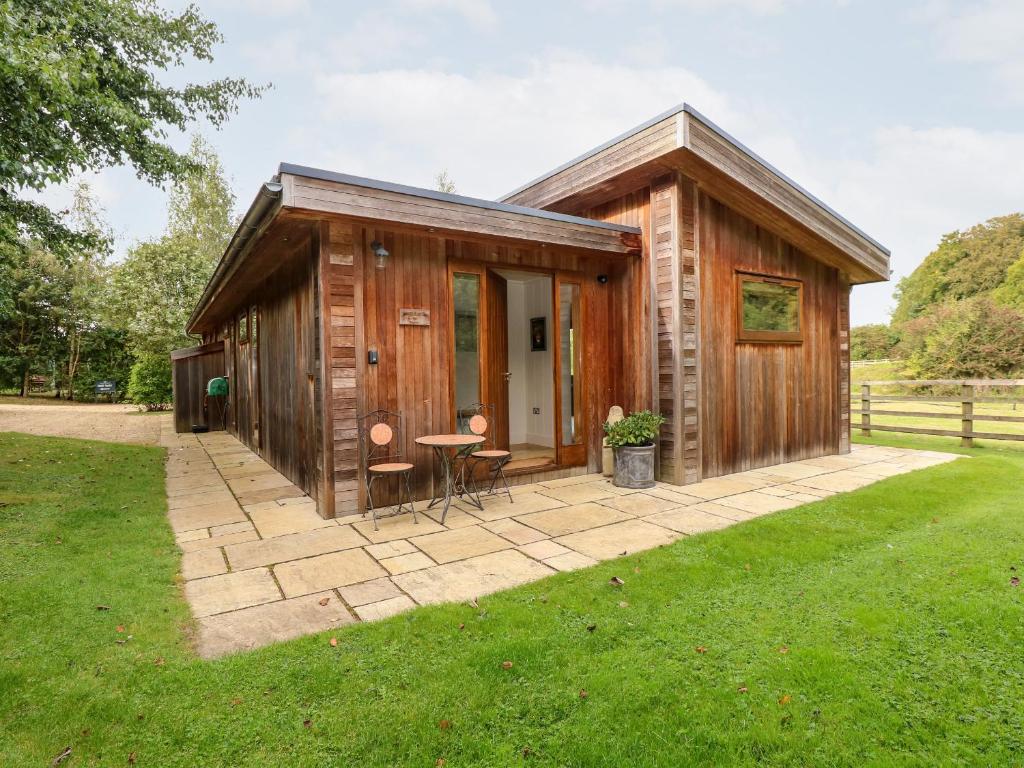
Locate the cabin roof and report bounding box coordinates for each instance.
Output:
[501,103,891,283]
[279,163,640,233]
[186,164,641,334]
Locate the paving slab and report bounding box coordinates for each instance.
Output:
[354,595,417,622]
[184,568,281,617]
[517,539,571,560]
[274,548,387,598]
[379,552,435,575]
[554,519,680,560]
[351,513,445,543]
[681,477,767,500]
[168,502,247,533]
[515,502,631,537]
[481,517,549,545]
[365,539,419,560]
[536,483,617,505]
[544,551,599,572]
[181,548,228,580]
[225,525,368,571]
[196,592,355,657]
[168,489,237,511]
[643,507,736,534]
[179,529,260,553]
[714,491,804,515]
[410,526,510,564]
[248,502,334,539]
[339,577,403,607]
[465,492,566,522]
[393,549,554,605]
[599,492,687,516]
[236,484,306,507]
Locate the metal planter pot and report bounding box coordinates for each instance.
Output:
[612,443,656,489]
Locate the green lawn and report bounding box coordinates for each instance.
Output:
[2,431,1023,766]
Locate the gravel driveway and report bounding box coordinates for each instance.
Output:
[0,400,166,445]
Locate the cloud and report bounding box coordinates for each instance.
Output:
[925,0,1024,99]
[402,0,497,28]
[311,52,741,197]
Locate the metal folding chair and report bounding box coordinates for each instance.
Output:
[459,403,513,504]
[357,410,417,530]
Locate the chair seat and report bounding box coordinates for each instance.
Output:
[369,462,414,473]
[472,449,511,459]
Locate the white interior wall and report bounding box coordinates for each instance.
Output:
[506,282,528,445]
[524,277,554,447]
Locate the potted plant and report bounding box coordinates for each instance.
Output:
[604,410,666,489]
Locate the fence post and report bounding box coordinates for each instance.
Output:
[860,384,871,437]
[961,384,974,448]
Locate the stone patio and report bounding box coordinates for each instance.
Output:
[158,421,960,657]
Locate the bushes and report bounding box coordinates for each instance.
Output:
[896,296,1024,380]
[604,411,666,448]
[850,323,899,361]
[127,353,172,409]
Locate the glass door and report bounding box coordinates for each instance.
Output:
[554,273,585,466]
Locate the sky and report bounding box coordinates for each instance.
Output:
[42,0,1024,325]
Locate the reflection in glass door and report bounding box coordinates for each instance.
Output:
[556,277,584,466]
[452,272,481,431]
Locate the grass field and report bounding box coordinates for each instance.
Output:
[2,430,1023,766]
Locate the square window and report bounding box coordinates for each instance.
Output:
[736,272,802,343]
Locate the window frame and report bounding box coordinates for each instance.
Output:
[238,310,249,344]
[735,271,804,344]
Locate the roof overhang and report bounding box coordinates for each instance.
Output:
[187,165,642,334]
[502,104,891,285]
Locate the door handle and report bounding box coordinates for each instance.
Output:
[503,371,511,382]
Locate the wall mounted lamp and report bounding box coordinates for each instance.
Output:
[371,240,389,270]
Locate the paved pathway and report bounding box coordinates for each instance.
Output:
[158,421,960,657]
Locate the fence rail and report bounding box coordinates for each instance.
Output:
[853,380,1024,446]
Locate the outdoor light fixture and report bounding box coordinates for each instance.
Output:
[371,240,389,270]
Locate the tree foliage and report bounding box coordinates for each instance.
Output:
[896,296,1024,380]
[892,214,1024,324]
[109,136,235,402]
[126,351,172,408]
[0,0,263,253]
[850,323,899,361]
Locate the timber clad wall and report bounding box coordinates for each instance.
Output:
[323,221,360,517]
[837,275,851,454]
[651,176,679,482]
[677,177,701,484]
[698,193,840,476]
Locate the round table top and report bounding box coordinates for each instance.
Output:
[415,433,484,448]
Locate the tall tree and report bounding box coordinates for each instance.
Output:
[110,136,234,361]
[892,213,1024,323]
[0,0,263,254]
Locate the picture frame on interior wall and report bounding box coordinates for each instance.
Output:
[530,316,546,351]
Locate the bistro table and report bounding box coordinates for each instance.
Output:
[415,433,485,523]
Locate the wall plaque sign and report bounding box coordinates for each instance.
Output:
[399,308,430,326]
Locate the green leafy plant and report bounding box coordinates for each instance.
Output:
[603,410,666,448]
[126,352,172,410]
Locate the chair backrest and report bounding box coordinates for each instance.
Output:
[358,410,403,469]
[459,402,493,449]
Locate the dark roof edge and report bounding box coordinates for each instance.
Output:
[278,163,641,235]
[681,105,890,256]
[499,103,688,202]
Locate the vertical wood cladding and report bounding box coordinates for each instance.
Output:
[651,175,680,482]
[837,274,851,454]
[323,222,627,512]
[322,220,360,516]
[219,249,319,498]
[698,193,840,477]
[677,177,701,484]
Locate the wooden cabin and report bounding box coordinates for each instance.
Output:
[176,104,890,518]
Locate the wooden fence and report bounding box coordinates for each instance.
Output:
[853,379,1024,447]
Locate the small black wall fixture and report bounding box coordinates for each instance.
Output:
[368,348,379,365]
[597,274,609,284]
